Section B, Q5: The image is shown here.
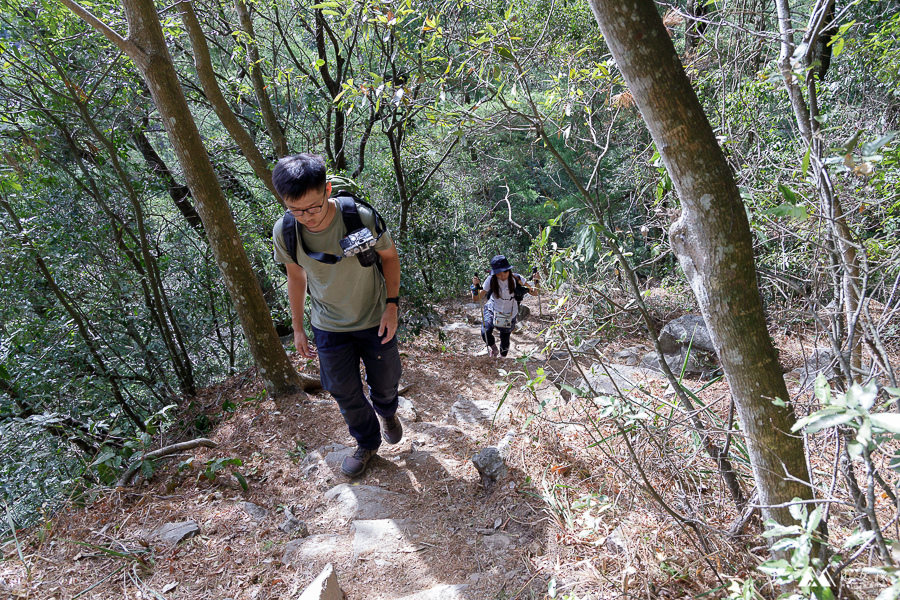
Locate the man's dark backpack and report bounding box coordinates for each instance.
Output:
[281,191,386,272]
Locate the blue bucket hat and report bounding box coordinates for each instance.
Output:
[489,255,512,276]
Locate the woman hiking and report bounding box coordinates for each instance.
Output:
[473,255,538,358]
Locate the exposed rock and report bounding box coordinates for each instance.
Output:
[553,282,573,297]
[397,396,418,422]
[441,322,477,333]
[351,519,417,560]
[241,502,269,522]
[792,348,840,389]
[613,347,643,366]
[320,444,353,470]
[472,430,515,490]
[395,585,469,600]
[576,339,601,353]
[152,521,199,545]
[298,443,354,479]
[517,305,531,321]
[480,532,513,554]
[283,534,347,564]
[449,396,510,426]
[658,314,716,355]
[405,450,439,472]
[472,447,504,488]
[416,423,467,445]
[297,563,344,600]
[583,364,666,396]
[641,349,710,377]
[323,484,404,520]
[279,507,309,538]
[605,525,628,555]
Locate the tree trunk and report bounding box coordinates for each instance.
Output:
[62,0,305,398]
[131,119,206,234]
[315,10,348,171]
[233,0,289,158]
[178,1,282,206]
[586,0,815,531]
[386,123,410,237]
[775,0,862,383]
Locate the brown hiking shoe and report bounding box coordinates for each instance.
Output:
[380,414,403,445]
[340,446,378,477]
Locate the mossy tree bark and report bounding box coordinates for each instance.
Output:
[61,0,306,398]
[586,0,815,530]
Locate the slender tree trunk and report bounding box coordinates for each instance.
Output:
[68,96,197,396]
[315,10,348,170]
[386,123,410,237]
[233,0,289,158]
[586,0,815,531]
[131,120,205,234]
[685,0,708,50]
[775,0,862,382]
[61,0,305,398]
[178,0,282,207]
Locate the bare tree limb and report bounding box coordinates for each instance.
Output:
[117,438,219,487]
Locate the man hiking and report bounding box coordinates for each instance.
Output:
[271,153,402,478]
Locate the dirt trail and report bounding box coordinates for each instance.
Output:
[1,294,562,600]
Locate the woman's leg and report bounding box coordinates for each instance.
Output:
[499,327,512,357]
[481,305,496,348]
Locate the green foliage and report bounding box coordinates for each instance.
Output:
[201,457,249,491]
[758,501,835,599]
[793,375,900,461]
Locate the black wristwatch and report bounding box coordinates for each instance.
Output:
[386,297,400,306]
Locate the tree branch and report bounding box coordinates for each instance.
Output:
[117,438,219,487]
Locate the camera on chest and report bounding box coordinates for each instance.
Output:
[340,227,379,267]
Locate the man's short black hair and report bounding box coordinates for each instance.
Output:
[272,153,327,201]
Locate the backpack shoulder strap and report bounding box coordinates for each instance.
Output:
[281,211,299,265]
[337,194,364,232]
[334,191,386,235]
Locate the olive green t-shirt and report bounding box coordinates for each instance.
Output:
[272,200,394,332]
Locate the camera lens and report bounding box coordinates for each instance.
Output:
[357,248,378,267]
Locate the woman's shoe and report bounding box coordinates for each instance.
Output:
[488,344,499,358]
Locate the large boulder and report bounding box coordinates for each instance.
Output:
[790,348,840,390]
[641,349,710,377]
[658,315,716,356]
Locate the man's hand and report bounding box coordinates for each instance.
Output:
[294,328,317,359]
[379,303,399,343]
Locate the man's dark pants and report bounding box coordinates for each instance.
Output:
[312,325,401,450]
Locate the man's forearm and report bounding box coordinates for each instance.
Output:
[285,264,308,329]
[379,248,401,298]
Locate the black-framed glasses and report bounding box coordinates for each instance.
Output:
[288,192,328,217]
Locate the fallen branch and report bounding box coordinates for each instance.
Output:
[116,438,217,487]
